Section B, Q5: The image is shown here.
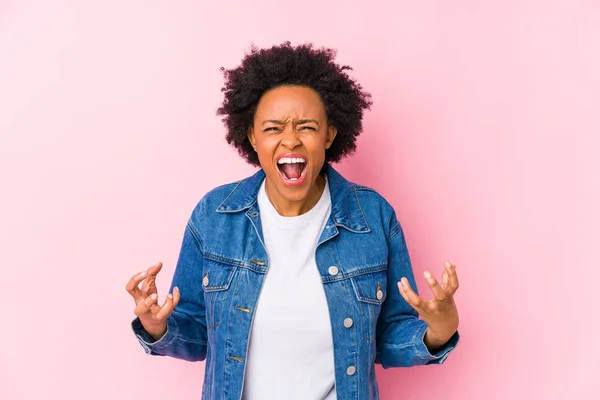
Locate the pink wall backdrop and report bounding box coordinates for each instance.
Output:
[1,1,598,399]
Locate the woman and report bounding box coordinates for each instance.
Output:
[126,42,460,400]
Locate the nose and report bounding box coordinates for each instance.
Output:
[281,125,301,149]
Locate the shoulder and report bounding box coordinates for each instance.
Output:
[348,181,395,211]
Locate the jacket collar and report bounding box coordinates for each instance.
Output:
[216,164,369,233]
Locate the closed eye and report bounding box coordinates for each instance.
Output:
[263,126,316,132]
[263,127,282,132]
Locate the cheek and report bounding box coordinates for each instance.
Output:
[255,139,279,163]
[255,136,273,150]
[306,142,327,169]
[308,136,328,155]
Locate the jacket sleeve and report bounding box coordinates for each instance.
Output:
[131,220,208,361]
[375,213,459,368]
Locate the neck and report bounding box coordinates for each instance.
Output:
[265,174,326,217]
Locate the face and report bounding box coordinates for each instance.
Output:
[248,85,337,212]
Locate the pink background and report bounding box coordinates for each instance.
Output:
[1,1,598,399]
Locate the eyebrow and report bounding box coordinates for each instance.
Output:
[261,119,320,126]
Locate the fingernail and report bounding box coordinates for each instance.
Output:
[167,293,173,299]
[140,271,147,277]
[445,261,452,268]
[151,293,157,300]
[401,277,407,286]
[174,286,179,292]
[424,271,432,279]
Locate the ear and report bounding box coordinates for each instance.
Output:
[325,125,338,149]
[247,127,256,151]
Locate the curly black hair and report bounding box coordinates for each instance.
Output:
[217,42,373,166]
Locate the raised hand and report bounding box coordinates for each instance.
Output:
[125,262,180,341]
[398,261,460,351]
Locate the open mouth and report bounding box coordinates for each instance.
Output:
[276,156,307,184]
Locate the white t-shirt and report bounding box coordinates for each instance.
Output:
[242,177,336,400]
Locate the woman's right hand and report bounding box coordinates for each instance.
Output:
[126,262,180,341]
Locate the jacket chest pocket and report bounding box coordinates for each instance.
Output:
[350,266,387,342]
[202,258,237,329]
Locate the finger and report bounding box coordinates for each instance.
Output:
[155,287,180,321]
[397,282,419,312]
[141,262,163,296]
[441,268,449,290]
[445,261,460,295]
[398,277,425,310]
[134,293,158,316]
[424,271,446,301]
[172,286,180,307]
[125,271,147,301]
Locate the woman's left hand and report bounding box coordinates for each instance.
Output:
[398,261,460,352]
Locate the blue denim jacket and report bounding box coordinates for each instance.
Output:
[132,164,459,399]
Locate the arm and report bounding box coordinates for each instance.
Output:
[131,221,208,361]
[375,214,459,368]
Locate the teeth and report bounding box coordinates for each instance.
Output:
[277,157,306,164]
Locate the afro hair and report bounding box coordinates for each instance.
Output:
[217,42,372,166]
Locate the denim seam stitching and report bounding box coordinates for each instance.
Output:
[321,264,387,283]
[201,269,235,292]
[187,220,205,251]
[352,184,376,192]
[352,185,371,232]
[215,180,244,212]
[203,252,266,273]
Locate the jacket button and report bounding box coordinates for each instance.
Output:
[343,318,353,328]
[346,366,356,376]
[328,266,339,276]
[203,276,209,286]
[376,290,384,300]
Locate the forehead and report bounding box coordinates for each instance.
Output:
[255,85,326,119]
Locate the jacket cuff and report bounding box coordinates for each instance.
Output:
[131,315,180,355]
[413,322,460,365]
